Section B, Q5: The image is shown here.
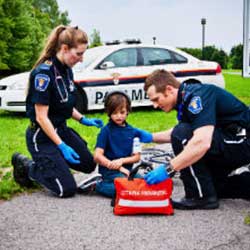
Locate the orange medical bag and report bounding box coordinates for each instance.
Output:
[113,164,174,215]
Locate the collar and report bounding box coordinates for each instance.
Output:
[53,56,69,74]
[108,119,128,128]
[175,83,186,110]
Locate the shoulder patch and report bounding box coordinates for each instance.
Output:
[34,74,50,92]
[188,96,203,114]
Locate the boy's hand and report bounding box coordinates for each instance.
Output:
[119,166,130,177]
[108,158,123,170]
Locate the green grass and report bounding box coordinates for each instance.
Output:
[0,73,250,199]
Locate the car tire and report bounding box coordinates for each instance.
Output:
[75,87,88,113]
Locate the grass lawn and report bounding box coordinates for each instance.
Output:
[0,73,250,199]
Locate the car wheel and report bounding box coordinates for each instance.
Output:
[75,87,87,113]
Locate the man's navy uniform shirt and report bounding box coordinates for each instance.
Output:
[26,57,76,127]
[176,83,250,131]
[95,120,140,175]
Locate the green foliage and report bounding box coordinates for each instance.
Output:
[0,171,24,199]
[89,29,103,48]
[0,0,70,74]
[244,212,250,225]
[224,73,250,105]
[229,44,243,69]
[180,46,228,69]
[179,47,202,59]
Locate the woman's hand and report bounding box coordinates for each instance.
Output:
[80,117,103,128]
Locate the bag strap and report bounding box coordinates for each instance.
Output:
[128,161,153,181]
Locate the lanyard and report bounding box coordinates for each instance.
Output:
[53,66,74,103]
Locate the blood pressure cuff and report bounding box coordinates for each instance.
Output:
[113,177,174,215]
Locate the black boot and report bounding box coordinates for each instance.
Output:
[11,153,34,188]
[171,196,219,210]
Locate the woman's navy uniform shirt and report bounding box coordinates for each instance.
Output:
[95,120,140,175]
[26,57,76,127]
[176,83,250,131]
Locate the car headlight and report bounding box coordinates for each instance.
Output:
[7,81,26,90]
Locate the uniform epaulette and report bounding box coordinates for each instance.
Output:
[39,60,53,71]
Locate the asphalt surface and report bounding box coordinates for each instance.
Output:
[0,144,250,250]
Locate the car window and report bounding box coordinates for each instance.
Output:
[141,48,173,65]
[73,47,106,72]
[102,48,137,68]
[171,51,188,63]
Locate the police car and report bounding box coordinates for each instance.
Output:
[0,40,225,112]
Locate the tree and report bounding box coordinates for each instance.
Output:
[0,0,35,72]
[229,44,243,69]
[179,47,202,59]
[0,0,70,74]
[210,49,228,69]
[89,29,102,48]
[179,46,228,69]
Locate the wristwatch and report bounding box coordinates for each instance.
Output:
[166,163,176,178]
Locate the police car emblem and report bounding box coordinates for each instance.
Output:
[35,74,50,91]
[111,72,120,85]
[188,96,203,114]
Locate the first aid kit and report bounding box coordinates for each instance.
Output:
[113,163,174,215]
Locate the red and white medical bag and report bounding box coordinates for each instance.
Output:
[113,167,174,215]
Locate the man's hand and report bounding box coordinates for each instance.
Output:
[58,142,80,164]
[80,117,104,128]
[135,128,153,143]
[144,164,175,185]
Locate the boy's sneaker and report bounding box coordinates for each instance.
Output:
[12,152,34,188]
[77,173,102,194]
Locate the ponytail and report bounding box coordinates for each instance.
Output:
[33,25,88,69]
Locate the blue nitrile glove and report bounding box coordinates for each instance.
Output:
[135,128,153,143]
[58,142,80,164]
[144,164,169,185]
[80,117,103,128]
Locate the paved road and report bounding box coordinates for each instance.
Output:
[0,145,250,250]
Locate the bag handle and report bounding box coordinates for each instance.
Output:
[128,161,153,181]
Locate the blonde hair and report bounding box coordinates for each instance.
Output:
[33,25,88,69]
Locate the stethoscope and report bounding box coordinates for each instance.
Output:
[53,66,75,103]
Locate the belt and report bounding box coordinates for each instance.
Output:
[29,121,39,130]
[29,121,67,131]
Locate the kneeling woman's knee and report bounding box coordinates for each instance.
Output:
[57,183,77,198]
[84,161,97,174]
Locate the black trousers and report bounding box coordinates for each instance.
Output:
[26,124,96,197]
[171,123,250,199]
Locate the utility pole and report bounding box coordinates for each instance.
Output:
[153,37,156,45]
[201,18,206,60]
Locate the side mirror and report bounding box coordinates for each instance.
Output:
[99,61,115,69]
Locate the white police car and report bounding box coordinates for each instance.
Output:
[0,40,225,112]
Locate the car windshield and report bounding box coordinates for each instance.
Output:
[73,47,105,72]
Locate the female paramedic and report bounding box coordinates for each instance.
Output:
[11,25,103,198]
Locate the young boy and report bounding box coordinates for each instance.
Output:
[78,91,142,198]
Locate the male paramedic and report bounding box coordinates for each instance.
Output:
[137,69,250,210]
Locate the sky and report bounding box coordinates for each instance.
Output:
[57,0,243,53]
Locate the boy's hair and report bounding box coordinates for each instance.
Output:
[104,91,131,117]
[144,69,180,93]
